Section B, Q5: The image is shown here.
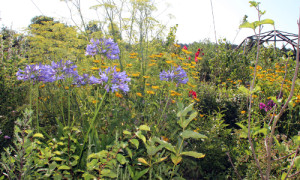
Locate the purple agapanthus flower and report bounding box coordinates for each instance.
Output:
[160,66,188,84]
[4,135,10,139]
[99,66,131,93]
[85,38,120,60]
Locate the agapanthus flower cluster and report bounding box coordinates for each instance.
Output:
[85,38,120,60]
[16,61,131,93]
[99,66,131,93]
[16,60,79,83]
[160,66,188,84]
[259,100,276,112]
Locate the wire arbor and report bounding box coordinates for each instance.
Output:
[236,30,299,55]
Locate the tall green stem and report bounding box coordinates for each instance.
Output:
[156,90,170,133]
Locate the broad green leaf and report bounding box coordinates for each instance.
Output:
[101,169,117,178]
[253,128,267,136]
[58,165,71,170]
[126,147,133,159]
[82,173,96,180]
[139,124,150,131]
[138,158,149,166]
[171,154,182,165]
[181,151,205,159]
[177,103,194,117]
[117,154,126,165]
[181,130,207,140]
[130,139,139,149]
[281,172,287,180]
[258,19,274,26]
[136,131,146,144]
[181,111,198,129]
[33,133,44,139]
[239,21,255,30]
[123,130,132,135]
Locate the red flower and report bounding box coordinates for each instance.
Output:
[183,46,188,50]
[189,90,197,99]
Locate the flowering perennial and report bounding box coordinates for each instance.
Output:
[85,38,120,60]
[160,66,188,84]
[16,61,131,93]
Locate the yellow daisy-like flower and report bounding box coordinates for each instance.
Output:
[171,100,176,103]
[146,83,150,86]
[116,68,121,72]
[196,57,202,60]
[115,92,123,98]
[101,65,109,69]
[178,57,185,60]
[91,67,99,71]
[191,62,196,65]
[64,86,69,90]
[126,64,133,67]
[92,100,97,104]
[93,60,100,63]
[241,110,246,114]
[194,98,200,102]
[148,63,156,67]
[200,114,205,117]
[152,86,159,89]
[151,60,157,62]
[149,55,156,59]
[187,82,196,88]
[130,52,138,56]
[166,60,173,64]
[131,73,140,77]
[136,93,143,97]
[143,76,150,79]
[189,66,195,68]
[174,44,180,48]
[193,76,199,79]
[147,90,155,95]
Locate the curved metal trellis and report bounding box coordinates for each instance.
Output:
[236,30,299,54]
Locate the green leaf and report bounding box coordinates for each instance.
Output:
[177,103,194,117]
[134,168,150,180]
[181,130,207,140]
[82,173,96,180]
[123,130,132,135]
[126,147,133,159]
[295,156,300,169]
[52,157,65,161]
[181,111,198,129]
[139,125,150,131]
[181,151,205,159]
[58,165,71,170]
[136,131,146,144]
[259,19,274,26]
[101,169,117,178]
[239,21,255,30]
[171,154,182,165]
[117,154,126,165]
[130,139,139,149]
[33,133,44,139]
[281,172,287,180]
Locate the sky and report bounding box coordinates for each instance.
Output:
[0,0,299,46]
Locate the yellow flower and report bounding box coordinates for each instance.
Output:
[189,66,195,68]
[146,83,150,86]
[93,60,100,63]
[136,93,143,97]
[194,98,200,102]
[196,57,202,60]
[147,90,155,95]
[187,82,196,88]
[171,100,176,103]
[143,76,150,79]
[101,65,109,69]
[116,68,121,72]
[92,100,97,104]
[130,52,138,56]
[39,84,45,88]
[91,67,99,71]
[148,63,156,67]
[126,64,133,67]
[241,110,246,114]
[131,73,140,77]
[151,60,156,62]
[166,60,173,64]
[64,86,69,90]
[115,92,123,98]
[174,44,180,48]
[191,62,196,65]
[152,86,159,89]
[161,136,169,142]
[200,114,205,117]
[178,57,185,60]
[193,76,199,79]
